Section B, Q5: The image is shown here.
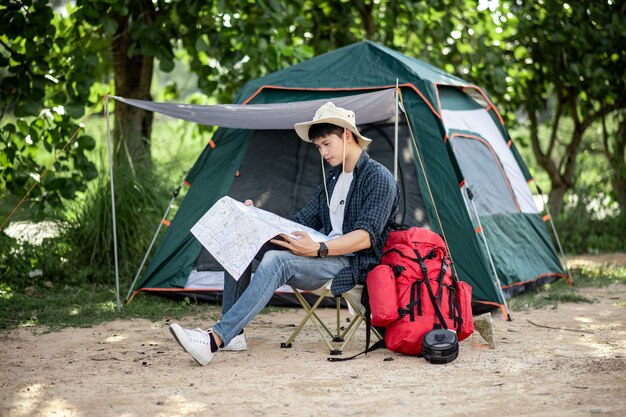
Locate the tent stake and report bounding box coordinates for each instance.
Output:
[105,95,121,311]
[466,186,511,320]
[125,182,183,301]
[534,183,574,285]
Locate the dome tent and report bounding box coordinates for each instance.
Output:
[126,41,568,317]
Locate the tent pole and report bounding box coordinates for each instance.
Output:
[105,96,121,311]
[394,80,399,182]
[125,182,183,301]
[534,183,574,285]
[466,186,511,319]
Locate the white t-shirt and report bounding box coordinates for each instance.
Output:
[328,171,354,239]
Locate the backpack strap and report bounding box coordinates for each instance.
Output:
[383,248,418,261]
[329,283,386,363]
[361,283,373,352]
[327,339,386,362]
[435,257,448,305]
[414,249,449,331]
[398,279,423,320]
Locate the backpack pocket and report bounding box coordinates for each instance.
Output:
[455,280,474,341]
[366,264,399,327]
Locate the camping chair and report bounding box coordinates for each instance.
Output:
[281,282,382,355]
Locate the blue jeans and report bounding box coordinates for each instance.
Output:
[213,250,350,347]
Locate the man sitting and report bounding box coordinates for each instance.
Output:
[169,102,399,365]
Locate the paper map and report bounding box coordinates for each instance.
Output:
[190,196,329,280]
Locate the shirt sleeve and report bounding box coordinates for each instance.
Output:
[352,166,398,252]
[292,183,324,230]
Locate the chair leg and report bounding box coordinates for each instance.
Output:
[337,293,383,351]
[283,285,379,354]
[282,287,334,351]
[333,296,343,342]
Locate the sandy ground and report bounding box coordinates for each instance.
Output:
[1,279,625,417]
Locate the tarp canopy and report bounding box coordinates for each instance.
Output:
[112,88,397,129]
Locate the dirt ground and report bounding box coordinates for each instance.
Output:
[1,258,626,417]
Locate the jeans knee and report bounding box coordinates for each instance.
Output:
[258,250,293,279]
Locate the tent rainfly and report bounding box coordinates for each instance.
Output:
[112,41,569,318]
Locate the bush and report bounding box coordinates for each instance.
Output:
[554,191,626,254]
[0,231,76,291]
[63,167,171,284]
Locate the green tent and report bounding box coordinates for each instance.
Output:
[129,41,567,316]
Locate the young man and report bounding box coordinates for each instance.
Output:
[169,102,399,365]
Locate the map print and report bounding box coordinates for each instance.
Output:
[190,196,329,280]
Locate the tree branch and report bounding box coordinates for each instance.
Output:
[581,102,623,132]
[547,97,564,157]
[602,113,611,161]
[562,93,585,186]
[528,103,545,159]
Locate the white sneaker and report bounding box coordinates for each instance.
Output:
[221,333,247,351]
[169,323,216,366]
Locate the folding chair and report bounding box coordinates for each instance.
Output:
[280,282,381,355]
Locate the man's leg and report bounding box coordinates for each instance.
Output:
[221,265,251,316]
[212,250,349,347]
[221,241,283,316]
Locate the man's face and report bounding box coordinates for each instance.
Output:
[312,133,345,167]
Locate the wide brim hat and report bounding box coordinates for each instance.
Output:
[294,102,372,149]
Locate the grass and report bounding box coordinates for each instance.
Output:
[507,264,626,311]
[1,263,623,333]
[0,281,289,333]
[0,284,223,333]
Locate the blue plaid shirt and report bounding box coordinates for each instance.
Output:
[292,151,399,295]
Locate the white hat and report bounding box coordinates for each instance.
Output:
[294,102,372,149]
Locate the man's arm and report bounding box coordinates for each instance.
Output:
[352,168,398,253]
[270,229,370,257]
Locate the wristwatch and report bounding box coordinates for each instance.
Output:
[317,242,329,258]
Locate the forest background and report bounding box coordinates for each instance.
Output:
[0,0,625,324]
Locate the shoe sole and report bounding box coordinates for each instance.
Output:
[221,344,247,352]
[169,324,211,366]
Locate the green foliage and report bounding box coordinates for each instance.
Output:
[468,1,626,215]
[0,232,77,290]
[2,0,624,220]
[0,284,221,332]
[555,210,626,255]
[569,264,626,288]
[0,0,104,213]
[64,167,170,283]
[508,263,625,311]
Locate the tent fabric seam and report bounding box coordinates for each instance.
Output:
[241,83,443,121]
[501,272,568,290]
[450,132,522,213]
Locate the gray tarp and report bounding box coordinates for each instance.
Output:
[112,88,397,130]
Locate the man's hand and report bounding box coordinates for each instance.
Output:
[244,199,254,206]
[270,231,320,257]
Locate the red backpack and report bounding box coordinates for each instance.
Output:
[366,227,474,356]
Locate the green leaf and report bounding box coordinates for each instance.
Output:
[159,58,175,72]
[14,100,41,117]
[76,135,96,151]
[65,103,85,119]
[102,17,119,36]
[81,163,98,181]
[16,120,29,133]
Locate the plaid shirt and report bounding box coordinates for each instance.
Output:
[292,151,399,295]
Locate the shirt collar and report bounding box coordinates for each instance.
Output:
[331,151,370,178]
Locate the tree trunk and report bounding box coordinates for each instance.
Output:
[548,181,568,217]
[607,115,626,212]
[110,6,155,171]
